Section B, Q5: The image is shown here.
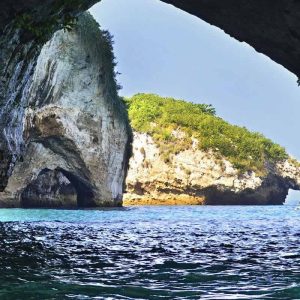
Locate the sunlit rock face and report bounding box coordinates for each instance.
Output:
[0,1,98,189]
[0,14,131,208]
[162,0,300,78]
[124,132,300,205]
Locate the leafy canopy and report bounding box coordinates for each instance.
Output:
[125,93,288,175]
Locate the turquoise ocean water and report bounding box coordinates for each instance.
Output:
[0,205,299,299]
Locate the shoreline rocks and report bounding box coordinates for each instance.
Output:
[124,132,300,205]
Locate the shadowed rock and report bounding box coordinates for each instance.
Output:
[21,169,77,208]
[162,0,300,79]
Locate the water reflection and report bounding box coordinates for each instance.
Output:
[0,206,299,299]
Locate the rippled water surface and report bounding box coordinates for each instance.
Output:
[0,206,300,299]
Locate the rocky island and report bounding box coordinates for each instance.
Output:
[124,94,300,205]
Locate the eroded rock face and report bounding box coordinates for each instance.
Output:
[0,14,131,207]
[0,1,99,188]
[124,132,300,205]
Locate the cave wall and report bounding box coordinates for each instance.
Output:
[162,0,300,79]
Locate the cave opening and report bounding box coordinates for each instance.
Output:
[285,189,300,206]
[57,169,96,208]
[20,168,95,208]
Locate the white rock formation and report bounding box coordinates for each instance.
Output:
[0,14,131,208]
[124,132,300,205]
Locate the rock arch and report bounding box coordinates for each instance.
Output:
[0,13,131,208]
[0,1,300,207]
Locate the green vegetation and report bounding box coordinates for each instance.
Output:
[125,94,288,175]
[75,13,127,124]
[14,0,85,42]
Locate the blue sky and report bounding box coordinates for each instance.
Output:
[90,0,300,202]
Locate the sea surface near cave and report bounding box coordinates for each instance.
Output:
[0,206,299,299]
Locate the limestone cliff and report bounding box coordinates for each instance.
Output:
[0,14,131,208]
[124,95,300,205]
[124,132,300,206]
[0,1,98,189]
[1,1,300,207]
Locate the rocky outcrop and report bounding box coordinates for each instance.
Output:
[0,0,98,190]
[124,132,300,205]
[0,14,131,208]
